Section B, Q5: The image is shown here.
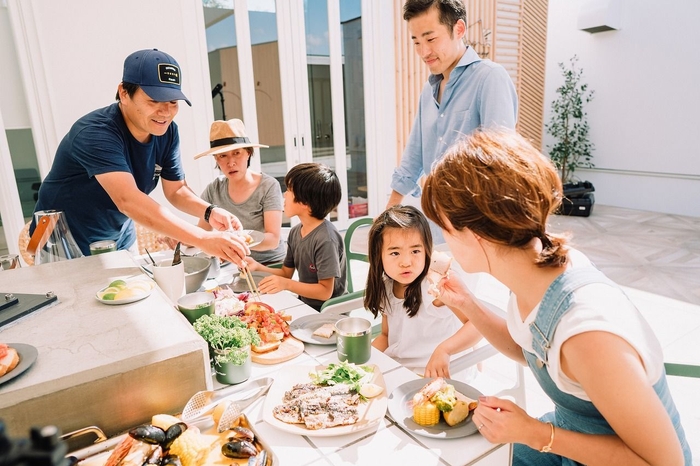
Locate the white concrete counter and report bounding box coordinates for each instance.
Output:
[0,250,211,438]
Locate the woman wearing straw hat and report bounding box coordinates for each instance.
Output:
[195,119,286,264]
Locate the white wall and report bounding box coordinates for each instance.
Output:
[543,0,700,217]
[0,7,30,129]
[5,0,218,216]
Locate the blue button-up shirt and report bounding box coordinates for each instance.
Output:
[391,47,518,198]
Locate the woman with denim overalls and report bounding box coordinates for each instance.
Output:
[420,129,692,465]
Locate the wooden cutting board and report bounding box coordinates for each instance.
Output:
[251,336,304,365]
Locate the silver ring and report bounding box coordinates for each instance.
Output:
[478,423,484,431]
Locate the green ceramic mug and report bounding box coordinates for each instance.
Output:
[89,240,117,255]
[177,291,215,324]
[335,317,372,364]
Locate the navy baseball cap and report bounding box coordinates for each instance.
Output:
[122,49,192,106]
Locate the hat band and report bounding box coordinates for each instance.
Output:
[210,137,250,148]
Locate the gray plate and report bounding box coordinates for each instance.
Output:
[388,378,483,439]
[0,343,38,386]
[288,314,340,345]
[228,270,270,293]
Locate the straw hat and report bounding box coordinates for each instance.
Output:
[194,119,269,160]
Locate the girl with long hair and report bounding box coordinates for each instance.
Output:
[364,205,482,378]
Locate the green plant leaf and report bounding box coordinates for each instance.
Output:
[545,55,595,183]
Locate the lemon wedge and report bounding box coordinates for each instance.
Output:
[359,383,383,398]
[100,292,117,301]
[114,288,137,300]
[109,279,128,289]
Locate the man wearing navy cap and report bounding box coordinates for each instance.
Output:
[31,49,250,265]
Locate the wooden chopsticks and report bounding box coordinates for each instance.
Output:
[241,266,262,301]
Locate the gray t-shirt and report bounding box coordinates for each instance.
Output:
[201,173,286,264]
[284,219,347,311]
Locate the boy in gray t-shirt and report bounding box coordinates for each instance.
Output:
[246,163,347,311]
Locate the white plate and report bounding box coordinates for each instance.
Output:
[0,343,38,386]
[387,378,483,439]
[95,279,154,305]
[288,314,340,345]
[239,229,264,248]
[262,364,387,437]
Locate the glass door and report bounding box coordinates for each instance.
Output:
[201,0,368,228]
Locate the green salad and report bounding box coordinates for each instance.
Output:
[309,361,374,393]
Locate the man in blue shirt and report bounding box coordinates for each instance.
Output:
[389,0,518,243]
[31,49,250,264]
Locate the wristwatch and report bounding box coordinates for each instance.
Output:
[204,204,218,223]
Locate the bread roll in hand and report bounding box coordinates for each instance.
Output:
[427,251,452,305]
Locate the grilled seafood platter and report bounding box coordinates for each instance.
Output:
[262,363,388,437]
[74,414,274,466]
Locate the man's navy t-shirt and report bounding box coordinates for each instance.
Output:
[31,103,185,255]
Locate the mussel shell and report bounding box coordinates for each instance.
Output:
[247,449,269,466]
[128,425,166,445]
[143,445,163,464]
[162,422,188,450]
[227,426,255,442]
[160,454,183,466]
[221,439,258,459]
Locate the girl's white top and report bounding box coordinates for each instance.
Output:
[383,277,473,377]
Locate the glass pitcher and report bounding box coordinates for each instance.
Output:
[27,210,83,265]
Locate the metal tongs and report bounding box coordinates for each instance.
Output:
[227,229,261,301]
[181,377,273,431]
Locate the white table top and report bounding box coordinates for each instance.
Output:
[220,289,511,466]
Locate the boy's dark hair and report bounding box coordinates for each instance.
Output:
[116,82,140,101]
[285,163,342,220]
[403,0,466,31]
[364,205,433,319]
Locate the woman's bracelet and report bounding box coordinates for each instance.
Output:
[540,422,555,453]
[204,204,217,223]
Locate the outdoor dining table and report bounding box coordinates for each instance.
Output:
[210,267,513,466]
[0,250,513,465]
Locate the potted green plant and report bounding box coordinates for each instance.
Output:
[545,55,596,216]
[193,314,261,384]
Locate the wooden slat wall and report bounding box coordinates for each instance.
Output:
[394,0,428,162]
[519,0,549,149]
[393,0,549,161]
[493,0,522,93]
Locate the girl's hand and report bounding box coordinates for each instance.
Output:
[424,347,451,378]
[472,396,540,446]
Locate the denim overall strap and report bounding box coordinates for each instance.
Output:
[514,267,693,466]
[529,267,615,365]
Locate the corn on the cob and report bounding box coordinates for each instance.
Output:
[413,400,440,426]
[151,414,210,466]
[167,430,210,466]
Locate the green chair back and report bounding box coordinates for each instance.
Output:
[343,217,373,294]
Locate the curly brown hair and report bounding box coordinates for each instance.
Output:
[422,129,569,267]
